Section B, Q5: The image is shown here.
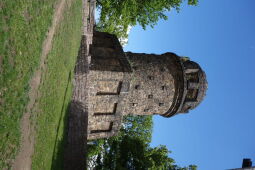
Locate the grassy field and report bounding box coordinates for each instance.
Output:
[31,0,82,168]
[0,0,82,169]
[0,0,56,168]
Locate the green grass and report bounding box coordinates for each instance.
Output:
[31,0,82,169]
[0,0,57,168]
[0,0,83,169]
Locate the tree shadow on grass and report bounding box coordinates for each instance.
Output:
[50,71,71,170]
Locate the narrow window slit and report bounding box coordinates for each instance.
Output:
[131,103,138,107]
[148,76,154,80]
[148,95,153,99]
[144,109,149,112]
[135,85,140,89]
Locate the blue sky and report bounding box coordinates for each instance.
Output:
[124,0,255,169]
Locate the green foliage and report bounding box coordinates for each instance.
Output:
[121,115,153,143]
[88,115,197,169]
[96,0,198,43]
[87,139,105,158]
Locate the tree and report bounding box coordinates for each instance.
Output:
[96,0,198,44]
[121,115,153,143]
[102,136,175,170]
[88,115,197,170]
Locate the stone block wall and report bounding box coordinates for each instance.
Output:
[87,31,132,140]
[87,71,131,140]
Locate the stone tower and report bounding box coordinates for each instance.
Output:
[85,31,207,140]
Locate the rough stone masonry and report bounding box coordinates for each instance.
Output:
[84,31,208,140]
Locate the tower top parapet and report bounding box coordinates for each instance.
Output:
[178,58,208,114]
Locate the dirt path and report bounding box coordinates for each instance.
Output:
[12,0,67,169]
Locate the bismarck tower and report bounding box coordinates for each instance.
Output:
[80,32,207,139]
[81,31,208,140]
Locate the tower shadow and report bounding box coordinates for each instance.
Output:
[63,101,88,170]
[62,35,89,170]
